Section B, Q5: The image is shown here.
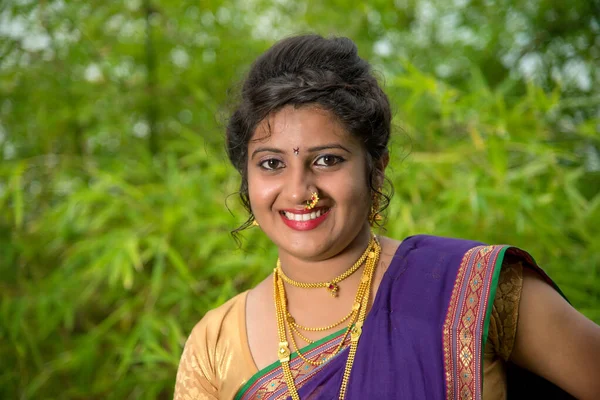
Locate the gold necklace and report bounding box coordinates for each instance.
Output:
[276,235,375,297]
[273,237,381,400]
[281,264,367,367]
[338,241,380,400]
[286,308,356,345]
[288,306,355,333]
[276,272,356,367]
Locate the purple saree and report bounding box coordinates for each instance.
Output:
[237,235,570,400]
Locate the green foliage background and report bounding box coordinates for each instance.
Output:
[1,0,599,398]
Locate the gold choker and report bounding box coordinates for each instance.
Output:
[276,235,376,297]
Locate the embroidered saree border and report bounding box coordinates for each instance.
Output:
[236,327,349,400]
[442,245,507,400]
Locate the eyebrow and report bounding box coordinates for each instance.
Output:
[307,144,351,154]
[250,143,351,160]
[250,147,284,160]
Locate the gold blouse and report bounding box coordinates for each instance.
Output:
[174,262,524,400]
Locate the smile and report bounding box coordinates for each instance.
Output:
[281,208,329,221]
[279,207,330,231]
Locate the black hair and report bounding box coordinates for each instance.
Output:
[226,34,393,238]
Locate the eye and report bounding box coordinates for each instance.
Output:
[259,158,285,170]
[314,154,344,167]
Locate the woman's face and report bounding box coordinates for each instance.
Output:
[247,105,372,261]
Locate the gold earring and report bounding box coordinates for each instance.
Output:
[252,219,260,227]
[369,195,383,225]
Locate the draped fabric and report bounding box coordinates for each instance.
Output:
[234,235,569,400]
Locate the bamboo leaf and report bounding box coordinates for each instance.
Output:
[10,162,25,229]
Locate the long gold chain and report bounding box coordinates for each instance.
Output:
[288,306,354,333]
[283,268,366,366]
[273,236,381,400]
[279,235,375,342]
[276,235,374,296]
[338,241,379,400]
[288,313,356,345]
[273,271,299,400]
[289,323,317,344]
[277,273,355,367]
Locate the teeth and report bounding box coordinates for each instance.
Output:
[283,209,328,222]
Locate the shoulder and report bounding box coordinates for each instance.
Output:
[188,291,249,347]
[175,292,250,399]
[381,234,487,279]
[400,234,485,253]
[183,291,251,382]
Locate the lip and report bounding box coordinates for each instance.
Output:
[280,207,330,231]
[280,206,328,215]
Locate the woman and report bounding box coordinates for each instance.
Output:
[174,35,600,399]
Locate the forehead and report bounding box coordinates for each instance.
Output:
[249,105,358,148]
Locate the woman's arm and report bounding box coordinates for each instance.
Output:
[174,327,219,400]
[510,268,600,399]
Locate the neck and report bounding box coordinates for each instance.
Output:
[277,224,373,285]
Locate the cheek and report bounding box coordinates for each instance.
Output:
[247,171,280,211]
[328,167,371,209]
[347,180,371,207]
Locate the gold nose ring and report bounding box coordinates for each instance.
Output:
[305,192,319,210]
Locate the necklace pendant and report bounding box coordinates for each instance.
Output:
[278,341,291,362]
[351,322,363,342]
[326,282,339,297]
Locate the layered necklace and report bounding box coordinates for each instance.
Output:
[273,235,381,400]
[276,242,372,297]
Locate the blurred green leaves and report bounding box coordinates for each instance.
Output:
[1,0,599,398]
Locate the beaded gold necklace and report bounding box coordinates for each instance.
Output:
[276,236,373,297]
[273,237,381,400]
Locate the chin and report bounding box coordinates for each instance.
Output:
[278,228,366,262]
[284,233,329,258]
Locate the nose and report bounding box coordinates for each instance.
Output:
[284,164,316,206]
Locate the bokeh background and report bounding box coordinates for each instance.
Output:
[1,0,599,398]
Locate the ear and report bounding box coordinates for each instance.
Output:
[373,152,389,188]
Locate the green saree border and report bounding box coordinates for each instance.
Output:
[234,326,347,400]
[481,246,508,355]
